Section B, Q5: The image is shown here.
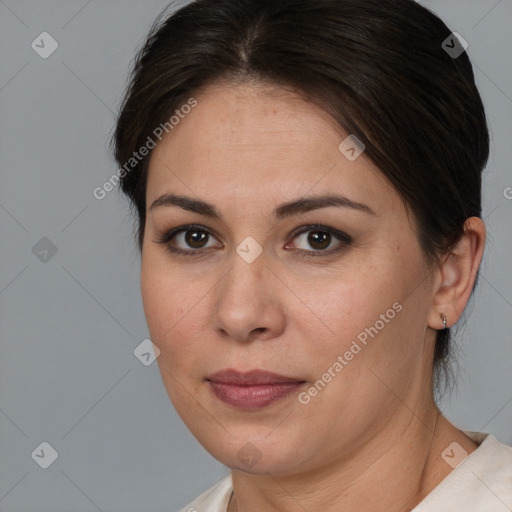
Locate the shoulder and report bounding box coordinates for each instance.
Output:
[177,473,233,512]
[413,432,512,511]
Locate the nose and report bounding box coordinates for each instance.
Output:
[212,249,286,344]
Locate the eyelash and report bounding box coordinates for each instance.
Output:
[155,223,352,258]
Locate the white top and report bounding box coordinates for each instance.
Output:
[178,432,512,511]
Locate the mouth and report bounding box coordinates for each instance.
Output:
[206,369,306,410]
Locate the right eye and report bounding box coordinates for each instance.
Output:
[156,224,223,256]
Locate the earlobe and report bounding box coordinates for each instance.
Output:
[428,217,486,330]
[439,312,447,330]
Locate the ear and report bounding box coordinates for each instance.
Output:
[428,217,486,330]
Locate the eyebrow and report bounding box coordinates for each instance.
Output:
[149,193,376,219]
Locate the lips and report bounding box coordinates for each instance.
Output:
[206,369,306,409]
[207,369,303,385]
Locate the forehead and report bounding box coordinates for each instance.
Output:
[146,82,403,219]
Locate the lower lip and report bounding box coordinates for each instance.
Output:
[208,381,305,409]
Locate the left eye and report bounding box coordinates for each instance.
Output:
[287,226,351,253]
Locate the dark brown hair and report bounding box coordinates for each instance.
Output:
[111,0,489,392]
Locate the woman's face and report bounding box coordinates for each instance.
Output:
[141,82,438,475]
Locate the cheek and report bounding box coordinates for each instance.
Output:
[140,263,206,419]
[141,257,182,350]
[140,256,209,372]
[295,266,392,347]
[141,264,171,338]
[293,252,421,383]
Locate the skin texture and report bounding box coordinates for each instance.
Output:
[141,82,486,511]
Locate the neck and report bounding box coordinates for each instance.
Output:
[227,407,478,512]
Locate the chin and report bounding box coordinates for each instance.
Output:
[193,428,314,476]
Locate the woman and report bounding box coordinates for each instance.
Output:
[111,0,512,510]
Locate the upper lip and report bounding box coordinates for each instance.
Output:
[206,369,305,385]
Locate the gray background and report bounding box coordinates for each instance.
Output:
[0,0,510,510]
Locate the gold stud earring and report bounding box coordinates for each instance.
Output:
[440,312,447,330]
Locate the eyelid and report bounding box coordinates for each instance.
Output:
[155,223,222,255]
[285,223,352,256]
[156,223,219,243]
[288,223,352,244]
